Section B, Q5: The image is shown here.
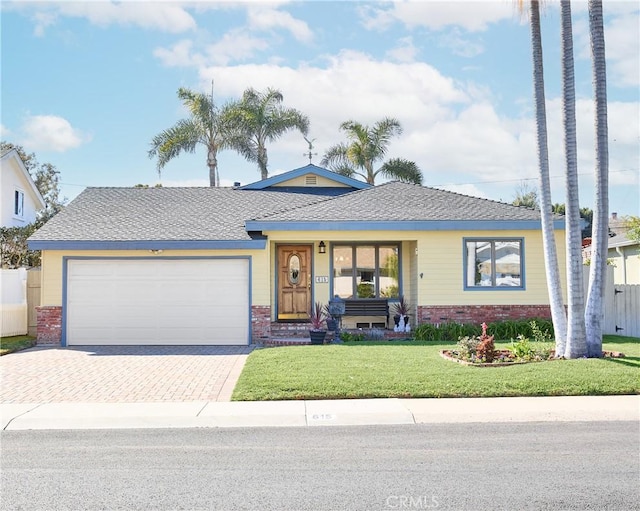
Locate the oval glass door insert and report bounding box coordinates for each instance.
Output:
[289,254,301,285]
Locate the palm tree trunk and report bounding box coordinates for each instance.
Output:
[258,145,268,180]
[207,148,218,187]
[530,0,568,355]
[560,0,587,358]
[584,0,609,357]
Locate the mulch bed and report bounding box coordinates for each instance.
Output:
[440,349,625,367]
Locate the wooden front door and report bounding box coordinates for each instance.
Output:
[277,245,312,320]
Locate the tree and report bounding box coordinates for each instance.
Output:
[584,0,609,358]
[552,204,593,239]
[0,141,66,225]
[511,181,539,209]
[0,142,66,267]
[321,118,423,185]
[524,0,568,355]
[230,87,309,180]
[560,0,587,358]
[148,86,238,187]
[623,216,640,243]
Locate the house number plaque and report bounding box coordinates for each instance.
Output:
[315,276,329,283]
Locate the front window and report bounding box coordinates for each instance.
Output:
[465,239,523,289]
[333,244,400,299]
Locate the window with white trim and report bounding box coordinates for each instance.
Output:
[14,190,25,218]
[465,238,524,289]
[332,244,400,298]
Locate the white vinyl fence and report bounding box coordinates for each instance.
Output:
[584,266,640,338]
[1,268,28,337]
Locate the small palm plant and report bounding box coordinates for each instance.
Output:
[309,302,329,345]
[309,302,329,331]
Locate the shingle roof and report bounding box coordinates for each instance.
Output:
[256,181,545,222]
[29,187,329,242]
[30,181,553,246]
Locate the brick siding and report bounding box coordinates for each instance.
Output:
[251,305,271,344]
[36,306,62,345]
[417,305,552,325]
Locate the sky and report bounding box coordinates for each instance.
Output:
[2,0,639,216]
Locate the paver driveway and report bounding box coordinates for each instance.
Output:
[0,345,253,403]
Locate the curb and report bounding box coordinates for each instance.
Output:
[2,395,638,431]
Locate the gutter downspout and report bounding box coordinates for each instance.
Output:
[615,246,626,284]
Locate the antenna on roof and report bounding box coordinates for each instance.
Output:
[303,136,317,164]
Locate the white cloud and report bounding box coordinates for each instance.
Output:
[193,48,638,213]
[153,40,204,68]
[386,37,419,63]
[20,115,89,152]
[205,30,270,66]
[0,124,11,138]
[154,30,270,68]
[246,5,313,43]
[438,28,484,58]
[602,11,640,88]
[359,1,518,33]
[32,11,58,37]
[10,1,197,35]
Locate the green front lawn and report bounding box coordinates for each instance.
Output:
[0,335,36,356]
[231,335,639,401]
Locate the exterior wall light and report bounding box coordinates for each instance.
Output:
[318,241,326,254]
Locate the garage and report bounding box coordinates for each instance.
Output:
[65,258,250,346]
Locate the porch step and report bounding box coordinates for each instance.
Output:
[270,322,311,339]
[264,338,312,347]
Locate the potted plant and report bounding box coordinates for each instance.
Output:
[392,296,411,332]
[323,304,337,332]
[309,301,329,345]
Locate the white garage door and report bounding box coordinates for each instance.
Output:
[66,258,250,345]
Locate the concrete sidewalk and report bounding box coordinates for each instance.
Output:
[2,395,638,430]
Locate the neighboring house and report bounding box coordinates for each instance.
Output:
[606,213,639,285]
[28,164,567,346]
[1,148,46,227]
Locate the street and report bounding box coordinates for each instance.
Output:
[1,421,638,511]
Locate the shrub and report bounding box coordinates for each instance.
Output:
[341,331,367,342]
[413,318,554,342]
[475,323,496,362]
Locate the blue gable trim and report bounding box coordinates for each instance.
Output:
[239,164,370,190]
[245,219,566,232]
[29,239,267,251]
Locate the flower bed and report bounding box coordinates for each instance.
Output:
[440,348,626,367]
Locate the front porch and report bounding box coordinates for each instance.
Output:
[265,321,410,346]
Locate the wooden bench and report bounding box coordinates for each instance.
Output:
[343,299,389,328]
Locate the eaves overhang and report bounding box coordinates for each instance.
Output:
[244,219,565,232]
[28,239,268,251]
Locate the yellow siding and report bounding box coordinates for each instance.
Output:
[40,249,271,306]
[41,228,568,311]
[268,229,567,306]
[416,230,567,305]
[272,174,349,188]
[608,245,640,284]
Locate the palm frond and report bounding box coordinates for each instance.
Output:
[148,119,201,171]
[378,158,423,185]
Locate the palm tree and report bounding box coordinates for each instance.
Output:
[560,0,587,358]
[525,0,568,355]
[148,86,237,187]
[321,118,423,185]
[584,0,609,358]
[231,87,309,180]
